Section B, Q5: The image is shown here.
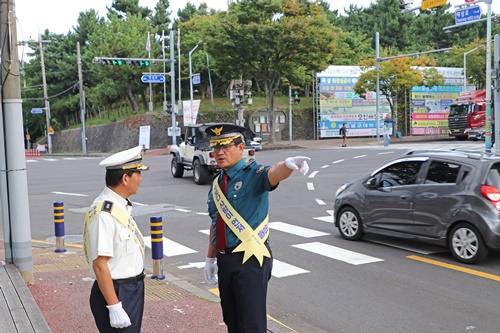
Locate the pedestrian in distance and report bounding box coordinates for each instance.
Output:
[383,121,391,147]
[203,124,310,333]
[339,123,348,147]
[83,146,149,333]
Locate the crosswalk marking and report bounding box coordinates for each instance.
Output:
[269,222,330,238]
[314,198,326,206]
[313,210,334,223]
[144,236,197,257]
[292,242,383,265]
[307,182,315,190]
[272,259,309,278]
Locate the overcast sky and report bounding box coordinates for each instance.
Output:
[15,0,499,42]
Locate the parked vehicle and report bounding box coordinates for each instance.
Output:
[448,90,486,141]
[467,126,485,141]
[334,150,500,264]
[170,123,256,185]
[249,136,262,150]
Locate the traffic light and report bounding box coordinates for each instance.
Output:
[294,91,300,104]
[128,59,151,67]
[93,57,156,66]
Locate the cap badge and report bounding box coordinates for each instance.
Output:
[211,126,223,136]
[234,181,242,191]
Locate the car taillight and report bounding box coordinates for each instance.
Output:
[249,150,255,156]
[481,185,500,210]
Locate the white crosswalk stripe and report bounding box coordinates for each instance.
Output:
[144,236,197,257]
[293,242,384,265]
[269,221,330,238]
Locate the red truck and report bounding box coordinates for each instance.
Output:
[448,90,486,140]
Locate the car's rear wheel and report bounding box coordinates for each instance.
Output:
[337,207,364,240]
[171,158,184,178]
[193,160,210,185]
[448,223,488,264]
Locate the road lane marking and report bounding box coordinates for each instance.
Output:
[293,242,384,265]
[332,159,344,164]
[353,155,366,159]
[321,165,329,169]
[315,198,326,206]
[272,259,310,278]
[308,171,318,178]
[50,191,88,197]
[144,236,197,257]
[407,255,500,282]
[307,182,315,190]
[270,222,330,238]
[377,151,395,155]
[313,210,334,223]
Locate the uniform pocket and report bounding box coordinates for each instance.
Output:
[118,227,134,254]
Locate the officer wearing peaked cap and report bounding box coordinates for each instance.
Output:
[83,146,148,332]
[203,123,311,333]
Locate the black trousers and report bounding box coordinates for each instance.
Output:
[216,244,273,333]
[89,279,145,333]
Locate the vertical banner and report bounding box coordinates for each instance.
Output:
[139,125,151,149]
[182,100,201,125]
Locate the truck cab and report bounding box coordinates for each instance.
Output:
[448,90,486,140]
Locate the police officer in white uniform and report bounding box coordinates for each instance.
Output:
[83,146,148,332]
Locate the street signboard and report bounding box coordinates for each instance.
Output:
[421,0,446,10]
[193,74,200,85]
[455,5,482,24]
[167,126,181,136]
[31,108,43,114]
[141,75,165,83]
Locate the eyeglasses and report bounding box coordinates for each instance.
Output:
[213,143,237,152]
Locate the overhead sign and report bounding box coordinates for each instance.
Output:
[141,75,165,83]
[31,108,43,114]
[455,6,482,24]
[421,0,446,10]
[193,74,200,85]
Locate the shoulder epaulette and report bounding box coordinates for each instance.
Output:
[102,200,113,213]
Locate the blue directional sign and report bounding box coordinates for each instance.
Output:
[31,108,43,114]
[193,75,201,85]
[141,75,165,83]
[455,6,482,25]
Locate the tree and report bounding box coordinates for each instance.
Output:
[200,0,340,143]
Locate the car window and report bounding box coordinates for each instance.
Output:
[377,161,423,187]
[424,161,460,184]
[486,163,500,188]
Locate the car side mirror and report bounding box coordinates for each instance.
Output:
[365,177,377,188]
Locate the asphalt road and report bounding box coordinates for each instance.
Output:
[13,144,500,332]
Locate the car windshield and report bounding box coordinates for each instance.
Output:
[486,163,500,189]
[449,104,471,117]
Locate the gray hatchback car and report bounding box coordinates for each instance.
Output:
[334,150,500,264]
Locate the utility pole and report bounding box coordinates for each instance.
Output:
[0,0,34,284]
[77,42,87,154]
[39,34,52,153]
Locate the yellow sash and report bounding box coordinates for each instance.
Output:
[83,201,145,262]
[212,176,271,266]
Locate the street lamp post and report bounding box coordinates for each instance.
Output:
[189,41,203,125]
[463,45,485,94]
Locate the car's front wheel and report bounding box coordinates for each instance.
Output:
[171,158,184,178]
[337,207,364,241]
[193,160,210,185]
[448,223,489,264]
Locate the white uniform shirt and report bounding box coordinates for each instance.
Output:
[87,187,144,279]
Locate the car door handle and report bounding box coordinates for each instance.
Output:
[400,195,409,200]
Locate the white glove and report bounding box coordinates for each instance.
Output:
[285,156,311,176]
[203,257,218,285]
[106,302,132,329]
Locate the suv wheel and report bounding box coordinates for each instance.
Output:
[449,223,489,264]
[337,207,364,241]
[171,158,184,178]
[193,159,210,185]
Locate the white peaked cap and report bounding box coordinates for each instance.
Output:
[99,146,149,171]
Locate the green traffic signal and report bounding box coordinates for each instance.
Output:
[112,59,123,65]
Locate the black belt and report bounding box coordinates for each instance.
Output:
[113,271,145,285]
[218,241,269,255]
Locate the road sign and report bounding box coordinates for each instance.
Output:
[48,126,55,134]
[421,0,446,10]
[193,74,200,85]
[141,75,165,83]
[455,5,482,25]
[31,108,43,114]
[167,126,181,136]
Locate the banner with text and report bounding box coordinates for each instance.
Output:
[182,100,201,126]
